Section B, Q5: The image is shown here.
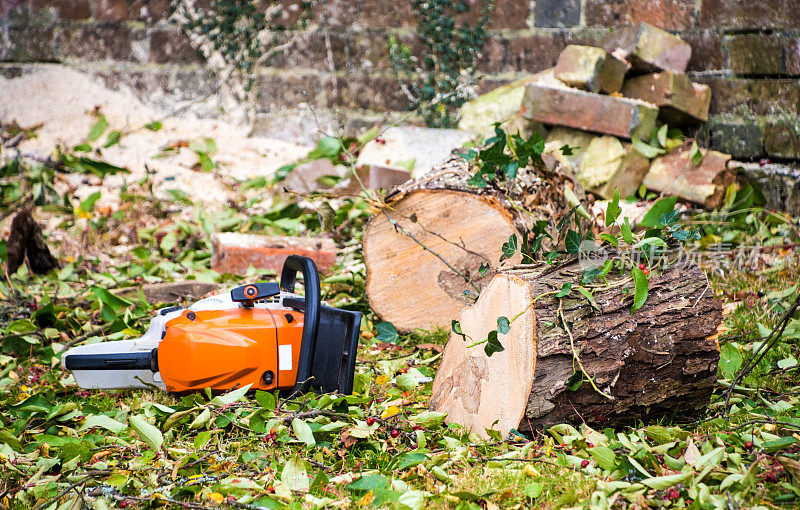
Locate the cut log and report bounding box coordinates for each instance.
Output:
[210,233,336,275]
[430,258,721,438]
[363,155,572,332]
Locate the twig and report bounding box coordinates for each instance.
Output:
[558,300,614,401]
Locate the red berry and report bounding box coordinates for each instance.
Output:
[390,429,400,438]
[366,417,376,426]
[412,424,422,431]
[120,501,129,509]
[759,158,771,167]
[666,487,680,500]
[643,269,650,276]
[638,263,646,270]
[580,459,589,468]
[270,428,277,435]
[744,440,754,450]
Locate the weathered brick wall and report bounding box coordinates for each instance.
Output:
[2,0,800,161]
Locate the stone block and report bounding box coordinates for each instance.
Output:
[736,162,800,215]
[59,24,149,62]
[543,127,596,170]
[602,22,692,73]
[210,233,336,275]
[764,120,800,159]
[621,71,710,125]
[585,0,695,30]
[554,45,628,94]
[149,29,200,64]
[577,136,651,199]
[725,34,784,75]
[458,74,544,137]
[534,0,580,28]
[643,142,734,209]
[0,25,58,62]
[356,126,473,179]
[701,117,765,159]
[522,71,659,140]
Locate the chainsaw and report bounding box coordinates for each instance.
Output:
[62,255,362,395]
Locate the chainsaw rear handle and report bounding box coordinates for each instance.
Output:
[280,255,321,395]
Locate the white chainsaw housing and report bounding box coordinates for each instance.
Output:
[63,289,303,390]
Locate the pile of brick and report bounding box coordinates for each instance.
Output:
[460,22,736,210]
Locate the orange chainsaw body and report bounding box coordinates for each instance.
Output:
[158,308,304,392]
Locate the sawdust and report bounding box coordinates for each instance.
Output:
[0,65,311,206]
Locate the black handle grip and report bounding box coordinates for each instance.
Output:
[64,350,158,372]
[280,255,321,395]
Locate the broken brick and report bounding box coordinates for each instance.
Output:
[554,45,628,94]
[603,22,692,73]
[210,233,336,275]
[282,159,340,194]
[335,163,412,194]
[643,142,733,208]
[459,74,544,137]
[522,71,659,140]
[622,71,711,125]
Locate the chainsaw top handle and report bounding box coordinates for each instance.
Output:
[279,255,321,396]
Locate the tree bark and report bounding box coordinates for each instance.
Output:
[430,258,721,438]
[7,209,59,275]
[363,155,572,332]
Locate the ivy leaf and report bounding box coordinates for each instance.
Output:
[621,218,634,244]
[599,233,618,247]
[144,120,162,131]
[632,137,665,159]
[103,130,122,148]
[631,266,649,312]
[576,286,600,310]
[556,282,572,297]
[564,230,581,254]
[640,197,678,228]
[375,322,399,343]
[496,316,510,334]
[484,330,504,357]
[479,263,490,277]
[656,124,669,149]
[605,189,622,226]
[500,234,518,262]
[451,320,466,340]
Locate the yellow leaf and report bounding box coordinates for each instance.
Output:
[206,492,224,504]
[375,374,389,385]
[77,210,91,219]
[523,464,539,477]
[358,490,374,506]
[381,406,401,419]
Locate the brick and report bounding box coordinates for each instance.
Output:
[736,162,800,215]
[335,163,411,194]
[507,32,569,72]
[576,135,651,199]
[149,29,200,64]
[585,0,695,30]
[694,77,800,116]
[59,24,149,62]
[699,0,800,30]
[317,0,414,28]
[210,233,337,275]
[602,22,692,73]
[323,73,407,112]
[92,0,169,22]
[787,39,800,76]
[534,0,580,28]
[31,0,90,20]
[683,30,725,72]
[283,159,339,194]
[622,71,710,125]
[522,71,659,140]
[544,127,596,169]
[764,120,800,159]
[0,25,58,62]
[257,73,322,112]
[555,45,628,94]
[700,117,765,159]
[643,142,734,208]
[725,34,784,76]
[459,74,543,137]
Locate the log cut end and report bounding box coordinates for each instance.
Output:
[430,274,538,438]
[363,190,521,332]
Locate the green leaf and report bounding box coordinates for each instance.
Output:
[292,418,316,446]
[87,114,108,142]
[640,472,691,490]
[412,411,446,428]
[631,266,649,312]
[500,234,518,262]
[129,415,164,451]
[606,189,622,226]
[632,138,665,158]
[255,390,276,411]
[103,130,122,148]
[496,316,510,334]
[81,414,127,433]
[144,120,162,131]
[719,343,742,379]
[0,429,22,451]
[524,482,543,499]
[691,140,702,165]
[565,230,581,254]
[309,136,342,159]
[763,437,798,453]
[79,191,101,213]
[599,233,619,247]
[211,384,251,406]
[375,322,399,343]
[484,330,505,357]
[73,143,92,152]
[281,456,310,491]
[588,446,618,471]
[556,282,572,298]
[347,474,388,492]
[656,124,669,148]
[640,197,678,228]
[621,218,634,243]
[196,151,215,171]
[576,286,599,310]
[563,186,591,220]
